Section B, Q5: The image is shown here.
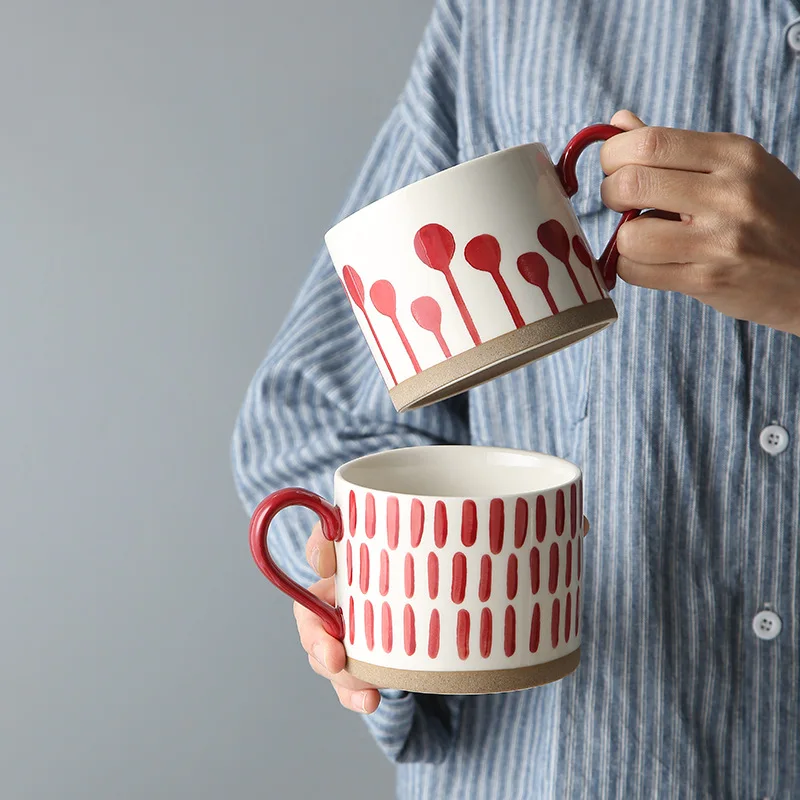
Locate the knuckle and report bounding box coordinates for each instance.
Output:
[615,220,639,256]
[636,127,667,162]
[616,165,646,205]
[735,135,767,171]
[692,263,729,295]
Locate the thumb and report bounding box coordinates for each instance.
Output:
[306,523,337,578]
[610,109,646,130]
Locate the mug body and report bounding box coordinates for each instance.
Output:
[325,143,616,412]
[332,446,583,694]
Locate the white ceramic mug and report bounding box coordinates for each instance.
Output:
[325,124,639,412]
[250,446,585,694]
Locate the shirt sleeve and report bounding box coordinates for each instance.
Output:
[232,0,467,766]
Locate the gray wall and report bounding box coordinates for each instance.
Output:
[0,2,432,797]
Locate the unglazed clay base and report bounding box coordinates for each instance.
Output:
[346,648,580,695]
[390,299,616,411]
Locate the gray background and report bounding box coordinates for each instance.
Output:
[0,1,432,797]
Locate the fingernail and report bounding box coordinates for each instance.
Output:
[310,547,320,573]
[352,691,368,713]
[312,643,326,669]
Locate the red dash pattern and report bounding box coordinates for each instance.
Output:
[379,550,390,596]
[456,609,470,660]
[405,553,415,598]
[366,492,376,539]
[490,499,504,554]
[387,497,399,550]
[349,491,357,536]
[504,606,517,656]
[570,484,577,539]
[551,598,561,648]
[434,501,448,547]
[556,489,565,535]
[452,553,467,603]
[515,498,528,547]
[565,591,572,643]
[576,587,580,637]
[536,495,547,542]
[461,500,477,546]
[427,552,439,599]
[479,555,492,602]
[382,602,393,653]
[507,554,518,599]
[480,608,492,658]
[530,547,540,594]
[428,609,441,658]
[549,542,560,594]
[404,605,416,655]
[577,534,582,580]
[566,540,573,588]
[364,600,374,651]
[346,540,353,586]
[530,603,541,653]
[411,499,424,547]
[359,544,370,594]
[348,597,355,645]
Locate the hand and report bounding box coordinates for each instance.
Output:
[599,110,800,336]
[294,524,381,714]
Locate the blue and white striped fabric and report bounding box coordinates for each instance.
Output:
[232,1,800,796]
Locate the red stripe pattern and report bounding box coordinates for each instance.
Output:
[576,587,581,637]
[530,546,540,594]
[490,499,504,554]
[515,498,528,547]
[349,597,355,644]
[434,501,448,547]
[565,591,572,643]
[530,603,541,653]
[570,484,577,539]
[551,598,560,648]
[461,500,477,546]
[549,542,559,594]
[387,497,399,550]
[349,491,357,536]
[428,610,440,658]
[566,540,573,588]
[479,555,492,602]
[556,489,565,535]
[504,606,516,656]
[452,553,467,603]
[456,609,470,660]
[404,605,416,655]
[366,492,376,539]
[507,554,518,599]
[364,600,374,651]
[480,608,492,658]
[536,495,547,542]
[411,499,424,547]
[379,549,389,596]
[359,544,370,594]
[404,553,415,598]
[427,552,439,599]
[346,540,353,586]
[382,602,393,653]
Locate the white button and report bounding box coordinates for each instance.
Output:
[759,425,789,455]
[752,610,782,641]
[788,21,800,53]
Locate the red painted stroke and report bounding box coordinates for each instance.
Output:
[427,552,439,599]
[379,549,390,596]
[572,235,604,296]
[517,251,559,315]
[370,279,422,373]
[507,554,518,600]
[456,609,471,660]
[530,546,540,594]
[342,265,397,385]
[382,602,393,653]
[452,553,467,604]
[428,609,441,658]
[538,219,588,304]
[364,600,374,651]
[404,553,415,598]
[480,608,493,658]
[565,591,572,643]
[411,499,424,547]
[349,491,357,536]
[536,495,547,542]
[556,489,565,535]
[566,540,573,588]
[411,296,452,358]
[359,544,370,594]
[505,606,517,657]
[530,603,541,653]
[551,598,561,648]
[570,484,577,539]
[404,605,416,656]
[461,500,477,547]
[366,492,376,539]
[414,223,481,345]
[490,499,505,554]
[576,587,581,637]
[549,542,560,594]
[348,597,355,645]
[577,534,582,580]
[387,497,400,550]
[346,540,353,586]
[515,498,528,548]
[479,555,492,602]
[464,234,525,328]
[434,501,448,547]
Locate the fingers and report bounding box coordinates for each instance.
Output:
[294,579,381,714]
[610,109,646,130]
[583,516,591,536]
[616,215,704,265]
[305,523,336,578]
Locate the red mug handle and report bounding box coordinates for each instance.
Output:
[249,488,346,639]
[555,124,642,291]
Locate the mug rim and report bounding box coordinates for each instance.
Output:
[324,141,552,243]
[334,444,580,500]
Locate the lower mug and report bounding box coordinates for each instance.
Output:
[249,446,585,694]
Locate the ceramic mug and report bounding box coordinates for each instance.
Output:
[325,124,640,412]
[249,446,585,694]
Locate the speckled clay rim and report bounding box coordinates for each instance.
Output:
[345,648,580,695]
[390,299,616,412]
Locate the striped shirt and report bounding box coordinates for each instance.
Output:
[232,1,800,797]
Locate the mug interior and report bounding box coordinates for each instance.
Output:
[337,446,579,498]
